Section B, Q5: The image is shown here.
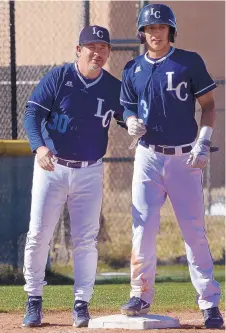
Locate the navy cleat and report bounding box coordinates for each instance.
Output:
[203,306,224,328]
[120,296,150,316]
[22,296,43,327]
[73,300,90,328]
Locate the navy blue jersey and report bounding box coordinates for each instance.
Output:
[24,62,124,160]
[120,47,217,145]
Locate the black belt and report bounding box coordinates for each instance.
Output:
[55,159,97,168]
[140,142,192,155]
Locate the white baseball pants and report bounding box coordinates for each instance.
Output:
[130,143,221,310]
[23,157,103,302]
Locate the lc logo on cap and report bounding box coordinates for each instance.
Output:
[93,26,104,38]
[79,25,111,45]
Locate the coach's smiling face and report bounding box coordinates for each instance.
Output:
[76,42,110,78]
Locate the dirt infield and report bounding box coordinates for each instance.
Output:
[0,310,225,333]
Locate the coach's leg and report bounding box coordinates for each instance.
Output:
[67,162,104,303]
[129,145,167,305]
[166,154,221,310]
[23,159,68,296]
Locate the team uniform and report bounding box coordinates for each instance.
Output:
[120,4,223,328]
[121,48,216,145]
[24,62,123,308]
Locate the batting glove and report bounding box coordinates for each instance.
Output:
[186,139,211,169]
[127,117,147,137]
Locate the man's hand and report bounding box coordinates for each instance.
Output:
[36,146,55,171]
[127,118,147,149]
[186,139,211,169]
[127,117,147,136]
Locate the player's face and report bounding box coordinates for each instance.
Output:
[144,24,170,52]
[77,43,110,70]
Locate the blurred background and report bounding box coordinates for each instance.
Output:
[0,1,225,279]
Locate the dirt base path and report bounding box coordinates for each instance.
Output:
[0,310,225,333]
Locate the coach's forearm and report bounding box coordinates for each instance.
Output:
[24,109,45,152]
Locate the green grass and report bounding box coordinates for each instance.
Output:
[51,264,225,283]
[155,265,225,281]
[0,282,225,313]
[1,264,224,288]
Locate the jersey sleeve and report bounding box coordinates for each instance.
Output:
[190,53,217,98]
[112,79,127,129]
[27,68,58,112]
[24,68,58,152]
[120,65,138,122]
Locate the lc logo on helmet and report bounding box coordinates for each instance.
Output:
[93,27,104,38]
[146,7,160,19]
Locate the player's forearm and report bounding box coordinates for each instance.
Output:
[200,105,216,129]
[197,107,215,142]
[198,90,216,129]
[197,90,216,141]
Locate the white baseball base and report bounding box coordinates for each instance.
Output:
[88,314,180,330]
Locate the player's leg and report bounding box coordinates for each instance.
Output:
[121,145,167,315]
[23,158,68,326]
[165,154,223,327]
[67,161,104,327]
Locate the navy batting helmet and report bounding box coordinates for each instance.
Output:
[137,4,177,44]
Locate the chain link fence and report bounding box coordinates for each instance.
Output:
[0,1,225,271]
[0,1,12,138]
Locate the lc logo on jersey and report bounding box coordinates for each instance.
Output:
[94,98,114,127]
[48,98,114,134]
[166,72,188,101]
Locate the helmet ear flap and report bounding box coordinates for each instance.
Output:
[169,27,177,43]
[169,34,174,43]
[137,31,146,44]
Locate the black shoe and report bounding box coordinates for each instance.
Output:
[73,300,90,328]
[203,306,224,328]
[22,296,43,327]
[120,296,150,316]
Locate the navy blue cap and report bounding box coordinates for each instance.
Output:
[79,25,111,46]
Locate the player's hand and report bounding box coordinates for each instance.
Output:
[36,146,55,171]
[127,117,147,136]
[186,139,211,169]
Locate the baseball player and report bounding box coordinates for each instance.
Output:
[120,4,223,329]
[23,25,124,328]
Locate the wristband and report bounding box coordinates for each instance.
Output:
[199,126,213,141]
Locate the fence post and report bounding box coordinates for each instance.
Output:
[9,0,17,139]
[138,1,149,55]
[84,0,89,27]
